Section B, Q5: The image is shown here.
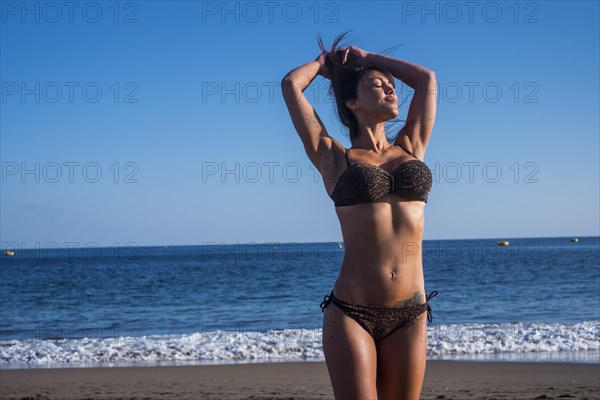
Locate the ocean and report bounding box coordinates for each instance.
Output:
[1,236,598,369]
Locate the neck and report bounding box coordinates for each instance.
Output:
[353,120,389,153]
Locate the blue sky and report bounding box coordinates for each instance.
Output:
[1,1,599,248]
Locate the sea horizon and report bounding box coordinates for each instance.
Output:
[3,234,598,251]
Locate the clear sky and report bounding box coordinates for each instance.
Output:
[1,1,599,248]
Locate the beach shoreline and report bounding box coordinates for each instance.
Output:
[1,360,598,400]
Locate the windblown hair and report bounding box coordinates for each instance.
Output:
[317,32,401,145]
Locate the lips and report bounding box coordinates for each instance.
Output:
[384,96,397,104]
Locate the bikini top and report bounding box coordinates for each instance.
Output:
[329,143,433,207]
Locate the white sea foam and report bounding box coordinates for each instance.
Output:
[1,321,598,368]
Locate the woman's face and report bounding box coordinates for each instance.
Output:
[347,70,398,121]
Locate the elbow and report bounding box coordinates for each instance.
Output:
[410,71,436,92]
[420,70,436,90]
[408,70,436,90]
[281,75,296,91]
[280,76,300,99]
[281,75,293,87]
[425,70,436,82]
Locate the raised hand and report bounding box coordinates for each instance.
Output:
[340,45,370,64]
[315,50,332,80]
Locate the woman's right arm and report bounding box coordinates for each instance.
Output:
[281,57,334,169]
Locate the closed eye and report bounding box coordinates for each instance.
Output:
[373,80,395,90]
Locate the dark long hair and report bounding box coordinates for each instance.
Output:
[317,32,403,145]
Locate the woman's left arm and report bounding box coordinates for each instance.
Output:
[364,52,437,157]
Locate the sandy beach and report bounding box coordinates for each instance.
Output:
[1,360,598,400]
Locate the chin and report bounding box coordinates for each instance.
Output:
[381,104,399,118]
[383,110,399,120]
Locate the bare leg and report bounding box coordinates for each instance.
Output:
[375,311,428,400]
[322,302,378,400]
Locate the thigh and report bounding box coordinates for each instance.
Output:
[375,311,429,400]
[322,302,378,400]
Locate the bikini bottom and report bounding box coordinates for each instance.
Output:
[320,290,438,341]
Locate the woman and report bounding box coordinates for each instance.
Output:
[281,32,438,399]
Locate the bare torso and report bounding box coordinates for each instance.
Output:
[324,142,427,306]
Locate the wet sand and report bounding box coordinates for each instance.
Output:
[1,360,598,399]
